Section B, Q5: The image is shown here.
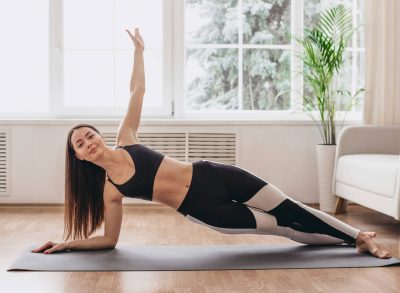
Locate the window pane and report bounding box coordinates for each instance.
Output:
[64,0,113,49]
[0,0,49,114]
[185,48,238,110]
[243,0,291,45]
[333,50,364,111]
[63,0,164,110]
[243,49,290,110]
[64,51,114,107]
[186,0,239,44]
[356,0,365,48]
[304,0,352,30]
[333,52,352,111]
[355,51,365,111]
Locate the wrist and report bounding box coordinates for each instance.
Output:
[63,241,73,250]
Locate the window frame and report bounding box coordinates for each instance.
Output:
[44,0,363,121]
[176,0,364,121]
[50,0,173,119]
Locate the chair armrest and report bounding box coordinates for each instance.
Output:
[332,125,400,195]
[336,125,400,157]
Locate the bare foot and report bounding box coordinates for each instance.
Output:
[362,231,376,238]
[355,231,391,259]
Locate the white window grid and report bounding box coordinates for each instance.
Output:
[47,0,363,120]
[50,0,172,119]
[176,0,364,120]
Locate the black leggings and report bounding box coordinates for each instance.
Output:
[177,160,360,245]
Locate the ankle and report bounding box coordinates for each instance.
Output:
[356,232,368,244]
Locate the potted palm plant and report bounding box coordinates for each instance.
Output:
[295,4,363,212]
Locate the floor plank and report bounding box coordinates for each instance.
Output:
[1,203,399,293]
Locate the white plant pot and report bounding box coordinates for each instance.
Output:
[316,144,337,213]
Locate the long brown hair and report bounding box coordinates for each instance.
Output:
[63,123,106,241]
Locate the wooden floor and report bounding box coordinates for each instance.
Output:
[1,203,399,293]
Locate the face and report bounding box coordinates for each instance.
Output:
[71,127,105,161]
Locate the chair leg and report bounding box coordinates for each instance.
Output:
[334,196,347,214]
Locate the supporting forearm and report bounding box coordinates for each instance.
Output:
[65,236,116,251]
[130,49,145,93]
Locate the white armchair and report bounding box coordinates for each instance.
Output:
[333,125,400,220]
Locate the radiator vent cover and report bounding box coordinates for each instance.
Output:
[0,130,10,196]
[103,132,237,165]
[188,133,236,164]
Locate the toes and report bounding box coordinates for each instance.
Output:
[376,250,391,259]
[379,253,389,259]
[383,251,391,258]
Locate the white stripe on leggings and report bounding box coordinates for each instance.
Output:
[243,183,360,240]
[185,209,348,245]
[185,214,260,234]
[290,199,360,240]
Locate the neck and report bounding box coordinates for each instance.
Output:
[90,146,123,175]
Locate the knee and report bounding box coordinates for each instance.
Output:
[243,184,290,212]
[248,207,278,235]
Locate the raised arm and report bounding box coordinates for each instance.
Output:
[118,27,145,136]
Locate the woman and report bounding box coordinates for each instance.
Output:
[32,28,391,259]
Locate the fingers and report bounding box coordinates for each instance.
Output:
[31,241,53,252]
[125,30,141,44]
[126,27,142,39]
[45,242,68,254]
[44,244,60,254]
[31,241,65,254]
[31,241,55,253]
[125,29,134,40]
[125,28,144,51]
[135,28,143,41]
[125,27,140,35]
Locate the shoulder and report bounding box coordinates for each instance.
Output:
[103,180,124,203]
[116,124,140,146]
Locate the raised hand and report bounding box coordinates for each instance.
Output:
[31,240,69,254]
[125,27,145,51]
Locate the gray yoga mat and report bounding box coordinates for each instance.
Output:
[8,244,400,271]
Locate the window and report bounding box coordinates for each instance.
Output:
[0,0,364,120]
[185,0,291,112]
[0,0,49,117]
[59,0,170,117]
[183,0,365,118]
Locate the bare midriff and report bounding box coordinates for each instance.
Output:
[152,156,193,210]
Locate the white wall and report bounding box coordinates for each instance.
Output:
[0,119,360,204]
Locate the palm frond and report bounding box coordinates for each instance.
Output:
[293,4,359,145]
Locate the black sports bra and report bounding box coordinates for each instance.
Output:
[106,144,165,201]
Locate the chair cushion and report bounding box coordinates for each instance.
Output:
[335,154,399,198]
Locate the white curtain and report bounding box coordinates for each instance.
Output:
[363,0,400,125]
